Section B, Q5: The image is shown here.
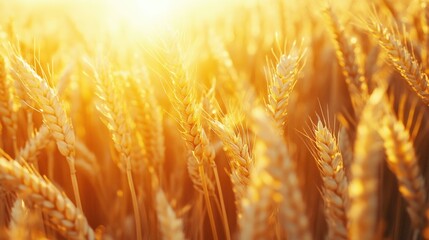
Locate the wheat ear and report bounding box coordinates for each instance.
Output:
[0,157,94,239]
[266,45,304,130]
[168,51,221,240]
[314,120,349,239]
[324,6,369,114]
[9,54,82,212]
[348,88,386,240]
[380,107,427,229]
[16,125,51,163]
[128,75,165,169]
[210,118,253,211]
[94,67,142,240]
[0,56,18,156]
[367,19,429,105]
[240,108,311,240]
[156,189,186,240]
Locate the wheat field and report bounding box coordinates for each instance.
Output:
[0,0,429,239]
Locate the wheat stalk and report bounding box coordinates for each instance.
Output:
[380,106,427,229]
[8,54,82,212]
[368,19,429,105]
[314,120,349,239]
[0,157,94,239]
[348,88,386,240]
[324,6,369,114]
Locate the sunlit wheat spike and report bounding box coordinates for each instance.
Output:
[127,75,165,168]
[0,157,94,240]
[168,52,215,193]
[240,107,311,240]
[210,118,253,208]
[367,19,429,106]
[8,53,82,212]
[93,65,143,240]
[348,88,386,240]
[0,56,18,156]
[324,6,369,114]
[16,125,51,163]
[166,45,223,239]
[9,55,75,160]
[94,70,133,170]
[266,45,304,131]
[156,189,186,240]
[314,120,349,239]
[380,107,427,229]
